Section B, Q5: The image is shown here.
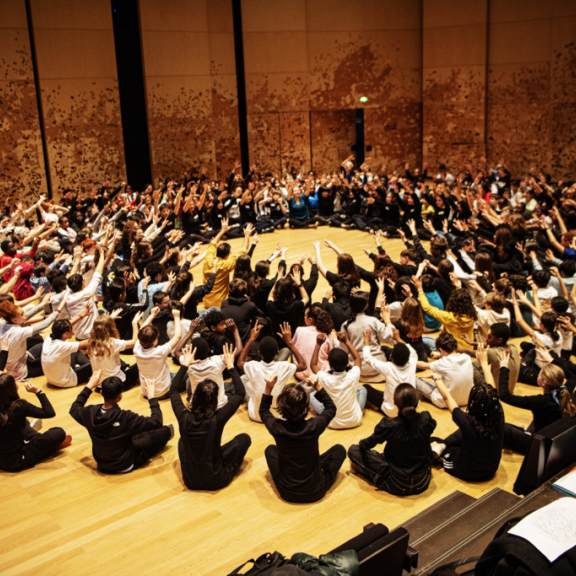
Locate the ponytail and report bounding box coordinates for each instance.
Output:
[540,364,576,418]
[343,291,369,331]
[558,388,576,419]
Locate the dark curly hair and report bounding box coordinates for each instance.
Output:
[467,384,504,441]
[445,288,477,320]
[305,304,332,334]
[373,254,398,283]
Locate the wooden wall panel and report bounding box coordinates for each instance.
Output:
[242,0,423,174]
[30,0,125,196]
[487,1,576,177]
[140,0,240,181]
[423,0,487,173]
[0,0,47,205]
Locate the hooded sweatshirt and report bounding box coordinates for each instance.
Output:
[221,296,262,344]
[475,306,511,344]
[70,387,163,473]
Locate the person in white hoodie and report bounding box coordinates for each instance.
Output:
[361,329,418,417]
[415,332,473,409]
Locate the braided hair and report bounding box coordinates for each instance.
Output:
[467,385,504,440]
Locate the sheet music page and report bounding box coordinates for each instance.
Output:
[508,497,576,562]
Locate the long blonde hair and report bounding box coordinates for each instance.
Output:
[86,315,120,359]
[540,364,576,418]
[400,297,425,339]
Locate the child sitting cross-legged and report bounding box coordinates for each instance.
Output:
[133,306,183,400]
[70,369,173,475]
[237,321,307,423]
[309,332,366,429]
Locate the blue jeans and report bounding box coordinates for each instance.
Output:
[198,306,220,319]
[310,386,367,414]
[422,335,437,351]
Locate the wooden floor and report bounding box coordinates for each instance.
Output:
[1,229,534,576]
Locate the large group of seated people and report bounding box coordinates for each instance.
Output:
[1,154,576,503]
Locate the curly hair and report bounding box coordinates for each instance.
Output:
[445,288,477,320]
[306,304,334,335]
[467,385,504,440]
[373,254,398,283]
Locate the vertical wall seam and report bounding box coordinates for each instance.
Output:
[24,0,53,198]
[232,0,250,175]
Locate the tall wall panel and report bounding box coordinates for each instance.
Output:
[423,0,488,172]
[29,0,126,196]
[139,0,240,181]
[487,0,576,177]
[0,0,47,204]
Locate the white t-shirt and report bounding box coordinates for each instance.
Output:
[362,344,418,417]
[317,365,362,430]
[186,356,227,409]
[41,335,79,388]
[429,353,474,408]
[0,324,34,380]
[533,286,558,325]
[168,319,191,355]
[134,341,173,397]
[534,332,563,366]
[242,360,297,422]
[476,307,511,344]
[89,338,127,381]
[65,272,102,340]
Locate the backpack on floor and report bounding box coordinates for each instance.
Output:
[228,552,288,575]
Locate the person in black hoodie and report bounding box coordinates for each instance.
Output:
[70,369,173,474]
[348,384,436,496]
[0,351,71,472]
[221,278,263,344]
[170,343,251,490]
[260,374,346,503]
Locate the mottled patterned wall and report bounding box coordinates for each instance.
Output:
[0,0,47,205]
[487,0,576,178]
[423,0,488,173]
[242,0,423,175]
[140,0,240,181]
[29,0,126,197]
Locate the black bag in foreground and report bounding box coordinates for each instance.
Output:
[228,552,287,575]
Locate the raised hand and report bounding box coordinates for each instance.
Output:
[222,342,236,369]
[363,329,371,347]
[277,322,293,345]
[25,382,40,394]
[180,343,199,367]
[249,320,262,341]
[316,333,327,346]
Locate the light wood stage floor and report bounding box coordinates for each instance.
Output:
[1,229,533,576]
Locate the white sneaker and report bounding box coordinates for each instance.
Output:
[31,419,43,432]
[430,442,446,458]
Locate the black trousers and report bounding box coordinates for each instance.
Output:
[0,421,66,472]
[364,384,385,412]
[114,426,172,473]
[503,423,532,455]
[120,360,140,391]
[71,350,92,385]
[348,444,431,496]
[288,218,317,229]
[264,443,346,503]
[214,433,252,490]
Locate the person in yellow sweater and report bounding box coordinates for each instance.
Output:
[202,218,252,309]
[413,276,476,350]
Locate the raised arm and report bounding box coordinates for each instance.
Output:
[313,241,328,277]
[292,268,309,307]
[431,374,459,413]
[277,322,306,372]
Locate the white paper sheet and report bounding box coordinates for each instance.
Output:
[508,497,576,562]
[553,469,576,496]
